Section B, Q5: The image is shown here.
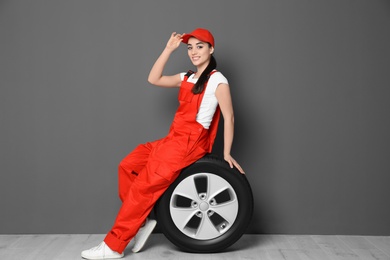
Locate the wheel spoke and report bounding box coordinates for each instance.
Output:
[170,207,198,230]
[172,175,200,202]
[211,199,239,224]
[195,214,221,239]
[207,175,234,200]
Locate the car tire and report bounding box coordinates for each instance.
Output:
[155,154,253,253]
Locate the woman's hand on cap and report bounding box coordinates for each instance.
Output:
[166,32,184,51]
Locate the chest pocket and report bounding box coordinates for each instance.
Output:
[178,87,194,103]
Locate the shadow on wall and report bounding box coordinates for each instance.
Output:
[211,74,270,234]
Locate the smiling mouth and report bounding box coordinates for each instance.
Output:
[192,56,200,61]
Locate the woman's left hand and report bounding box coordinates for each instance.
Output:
[224,154,245,174]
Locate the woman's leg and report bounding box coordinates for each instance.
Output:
[104,135,190,254]
[81,141,161,259]
[118,142,156,202]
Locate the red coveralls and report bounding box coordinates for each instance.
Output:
[104,71,221,253]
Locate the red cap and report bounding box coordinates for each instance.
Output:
[182,28,215,47]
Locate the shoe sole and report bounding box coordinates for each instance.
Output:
[132,220,157,253]
[81,252,124,259]
[81,255,124,260]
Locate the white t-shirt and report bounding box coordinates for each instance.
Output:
[180,70,228,129]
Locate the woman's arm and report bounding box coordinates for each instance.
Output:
[215,83,245,174]
[148,32,183,88]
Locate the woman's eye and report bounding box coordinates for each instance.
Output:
[187,46,192,50]
[197,46,203,49]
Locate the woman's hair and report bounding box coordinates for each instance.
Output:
[192,44,217,94]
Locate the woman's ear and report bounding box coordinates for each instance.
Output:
[210,47,214,54]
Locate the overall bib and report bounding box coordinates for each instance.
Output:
[104,71,220,253]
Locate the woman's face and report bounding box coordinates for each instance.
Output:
[187,37,214,68]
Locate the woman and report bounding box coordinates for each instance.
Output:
[81,28,244,259]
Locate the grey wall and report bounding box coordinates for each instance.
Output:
[1,0,390,235]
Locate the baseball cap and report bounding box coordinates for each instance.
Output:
[182,28,215,47]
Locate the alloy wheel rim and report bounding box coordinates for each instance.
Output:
[169,173,239,240]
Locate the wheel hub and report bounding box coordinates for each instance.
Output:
[199,202,209,211]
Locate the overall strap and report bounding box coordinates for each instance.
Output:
[183,70,194,81]
[183,69,217,84]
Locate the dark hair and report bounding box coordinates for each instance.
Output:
[192,47,217,94]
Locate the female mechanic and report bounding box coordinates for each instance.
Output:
[81,28,244,259]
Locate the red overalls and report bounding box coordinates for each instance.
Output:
[104,71,220,253]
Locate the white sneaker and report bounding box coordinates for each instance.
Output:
[81,241,124,259]
[132,218,157,253]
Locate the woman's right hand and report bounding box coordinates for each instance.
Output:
[147,32,183,87]
[165,32,184,52]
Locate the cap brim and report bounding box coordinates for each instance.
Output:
[181,34,194,44]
